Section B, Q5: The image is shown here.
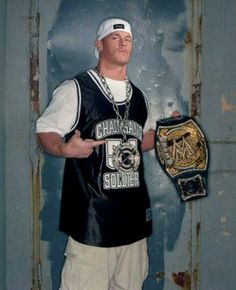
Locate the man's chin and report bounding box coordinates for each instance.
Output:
[115,57,130,66]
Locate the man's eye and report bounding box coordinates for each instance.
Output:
[125,38,132,42]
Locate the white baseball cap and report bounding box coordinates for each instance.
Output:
[95,18,133,58]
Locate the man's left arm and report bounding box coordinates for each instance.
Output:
[141,111,180,152]
[141,128,155,152]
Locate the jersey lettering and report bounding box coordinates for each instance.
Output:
[95,119,143,141]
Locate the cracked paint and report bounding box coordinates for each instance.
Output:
[221,94,236,113]
[221,216,230,236]
[156,271,192,290]
[217,190,225,196]
[172,271,191,290]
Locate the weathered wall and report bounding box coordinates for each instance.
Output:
[3,0,32,289]
[200,0,236,289]
[1,0,236,290]
[0,0,7,288]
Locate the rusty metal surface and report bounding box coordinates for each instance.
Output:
[29,0,42,289]
[190,0,202,117]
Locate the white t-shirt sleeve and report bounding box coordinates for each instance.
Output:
[35,80,78,137]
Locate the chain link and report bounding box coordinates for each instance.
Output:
[94,67,131,142]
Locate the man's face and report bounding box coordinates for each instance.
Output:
[97,31,132,66]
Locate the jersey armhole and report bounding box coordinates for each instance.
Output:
[140,89,150,117]
[69,79,81,132]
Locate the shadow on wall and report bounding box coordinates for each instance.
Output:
[41,0,188,289]
[40,154,67,290]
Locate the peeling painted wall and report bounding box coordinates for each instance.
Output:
[200,1,236,289]
[1,0,236,290]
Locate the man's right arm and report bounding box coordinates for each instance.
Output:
[36,80,105,158]
[37,130,106,159]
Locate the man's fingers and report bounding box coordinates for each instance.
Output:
[91,140,106,147]
[171,110,181,117]
[74,130,81,138]
[84,139,106,148]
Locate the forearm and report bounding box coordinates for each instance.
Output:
[141,129,155,152]
[36,132,67,157]
[36,130,106,158]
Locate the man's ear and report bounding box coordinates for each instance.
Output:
[96,40,103,53]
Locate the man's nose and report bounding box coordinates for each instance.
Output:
[120,39,127,46]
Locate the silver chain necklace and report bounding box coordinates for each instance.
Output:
[94,67,131,142]
[94,67,141,173]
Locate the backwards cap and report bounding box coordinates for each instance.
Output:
[95,18,132,58]
[96,18,132,40]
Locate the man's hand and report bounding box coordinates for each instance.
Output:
[63,130,106,158]
[171,111,181,117]
[36,130,106,158]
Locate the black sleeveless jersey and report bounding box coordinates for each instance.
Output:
[59,70,152,247]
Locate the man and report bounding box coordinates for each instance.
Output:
[36,18,155,290]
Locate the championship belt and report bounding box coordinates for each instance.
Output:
[155,116,209,201]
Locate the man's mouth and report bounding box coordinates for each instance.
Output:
[117,49,128,54]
